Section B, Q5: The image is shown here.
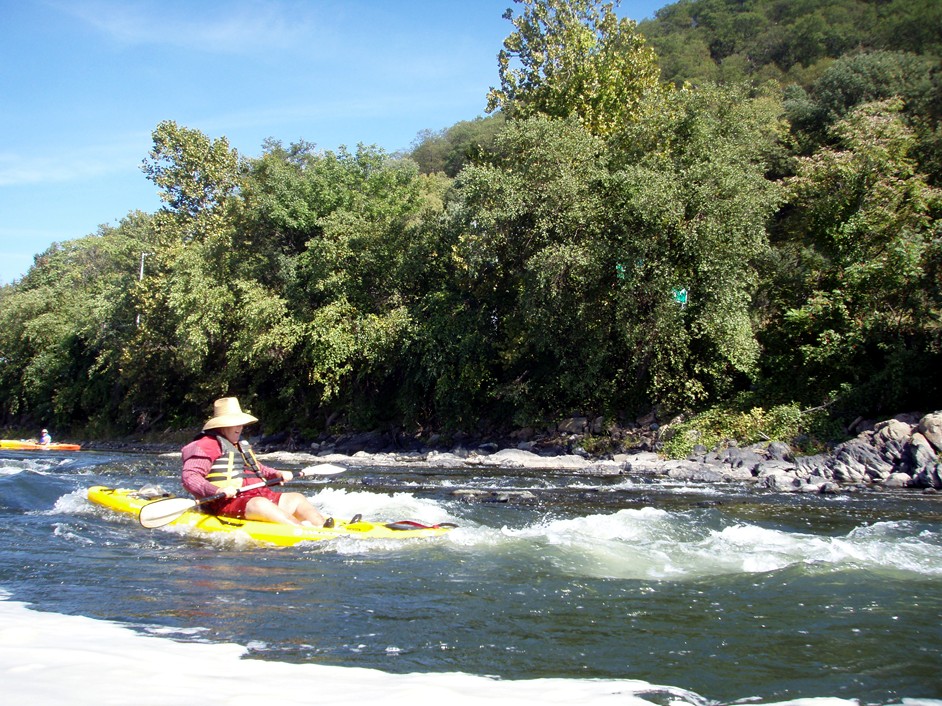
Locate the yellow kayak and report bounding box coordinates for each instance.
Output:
[87,486,455,546]
[1,440,81,451]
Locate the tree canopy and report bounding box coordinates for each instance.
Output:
[1,0,939,444]
[487,0,663,135]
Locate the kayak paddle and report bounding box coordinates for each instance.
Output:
[138,463,345,529]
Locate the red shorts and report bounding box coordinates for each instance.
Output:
[206,486,281,518]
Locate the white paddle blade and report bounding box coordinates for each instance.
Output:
[139,497,198,528]
[301,463,346,476]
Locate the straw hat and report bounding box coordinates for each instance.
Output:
[202,397,258,430]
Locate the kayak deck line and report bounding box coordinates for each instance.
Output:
[87,485,455,546]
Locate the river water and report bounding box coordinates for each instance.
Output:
[1,448,940,704]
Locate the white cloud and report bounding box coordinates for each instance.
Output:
[0,134,147,187]
[0,153,111,186]
[49,0,326,54]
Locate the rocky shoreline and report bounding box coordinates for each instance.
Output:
[85,410,942,495]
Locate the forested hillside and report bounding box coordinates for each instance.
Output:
[1,0,939,449]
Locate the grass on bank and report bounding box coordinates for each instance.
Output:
[659,398,844,459]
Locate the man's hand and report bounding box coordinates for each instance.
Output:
[279,470,293,483]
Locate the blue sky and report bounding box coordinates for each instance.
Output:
[1,0,668,284]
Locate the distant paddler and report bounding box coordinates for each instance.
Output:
[181,397,328,527]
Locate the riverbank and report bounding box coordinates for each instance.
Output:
[79,410,942,495]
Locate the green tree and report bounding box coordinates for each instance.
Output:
[409,114,506,177]
[607,83,786,410]
[238,143,452,429]
[486,0,663,135]
[448,83,784,421]
[142,120,242,230]
[0,213,157,433]
[784,50,942,184]
[450,116,610,421]
[133,121,272,423]
[763,99,942,412]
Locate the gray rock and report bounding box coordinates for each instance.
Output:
[913,461,942,490]
[794,453,830,476]
[426,451,471,467]
[756,459,798,476]
[760,471,801,491]
[582,460,625,476]
[664,460,726,482]
[451,489,538,503]
[469,448,590,470]
[830,460,866,484]
[720,466,757,482]
[877,437,909,467]
[558,417,588,434]
[720,446,764,471]
[766,441,793,461]
[621,452,664,475]
[875,418,914,445]
[882,473,912,488]
[918,412,942,453]
[908,433,938,476]
[833,438,893,478]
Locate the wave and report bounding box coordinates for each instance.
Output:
[492,508,942,581]
[46,478,942,580]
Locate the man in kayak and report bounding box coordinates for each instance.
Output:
[181,397,328,527]
[38,429,52,445]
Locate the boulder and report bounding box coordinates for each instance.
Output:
[794,454,830,477]
[581,460,625,476]
[469,448,590,470]
[759,471,801,491]
[918,412,942,454]
[766,441,794,461]
[833,438,893,478]
[558,417,589,434]
[664,460,726,482]
[875,418,914,445]
[830,460,866,484]
[426,451,470,467]
[620,452,664,475]
[451,489,538,503]
[720,466,757,482]
[913,461,942,490]
[882,473,912,488]
[908,433,939,476]
[719,446,765,471]
[755,459,797,476]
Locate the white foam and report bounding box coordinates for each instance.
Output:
[489,509,942,580]
[311,487,456,526]
[3,592,902,706]
[0,594,723,706]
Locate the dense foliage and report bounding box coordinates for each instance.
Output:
[1,0,939,446]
